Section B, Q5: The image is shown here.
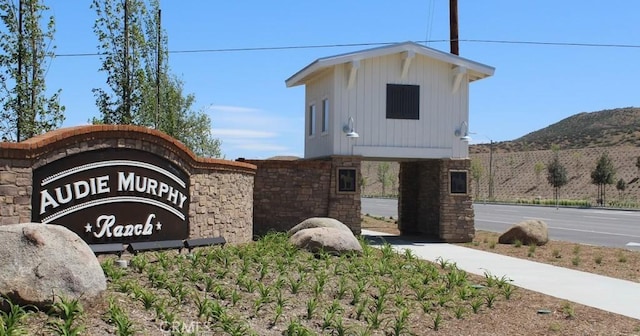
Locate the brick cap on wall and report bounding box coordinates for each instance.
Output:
[1,125,256,174]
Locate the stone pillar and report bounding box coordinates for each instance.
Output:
[328,156,362,235]
[438,159,474,242]
[0,159,32,225]
[398,159,474,242]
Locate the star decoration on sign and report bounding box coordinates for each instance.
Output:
[156,221,162,231]
[85,223,92,233]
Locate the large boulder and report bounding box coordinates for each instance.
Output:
[0,223,107,309]
[288,217,352,236]
[498,219,549,246]
[289,227,362,255]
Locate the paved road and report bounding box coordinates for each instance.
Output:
[362,198,640,250]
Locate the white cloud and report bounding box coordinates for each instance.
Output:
[205,103,304,159]
[213,129,277,138]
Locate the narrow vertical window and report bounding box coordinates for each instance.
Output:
[321,99,329,133]
[308,104,316,136]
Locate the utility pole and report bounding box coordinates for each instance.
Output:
[155,8,161,129]
[28,0,37,139]
[123,0,130,123]
[449,0,459,55]
[489,140,494,200]
[16,0,23,141]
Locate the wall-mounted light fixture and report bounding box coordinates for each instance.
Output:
[454,120,471,142]
[343,116,359,138]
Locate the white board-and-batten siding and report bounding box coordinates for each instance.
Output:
[304,52,469,159]
[304,69,335,158]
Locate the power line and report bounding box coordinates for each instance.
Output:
[53,39,640,58]
[459,39,640,49]
[53,41,401,57]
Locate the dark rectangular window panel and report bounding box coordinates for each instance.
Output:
[386,84,419,120]
[450,171,468,194]
[308,104,316,136]
[337,168,357,192]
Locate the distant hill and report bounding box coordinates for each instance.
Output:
[364,107,640,204]
[471,107,640,154]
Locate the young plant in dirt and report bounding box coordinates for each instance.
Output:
[453,305,466,319]
[129,254,148,273]
[100,259,126,281]
[355,297,369,320]
[0,296,31,336]
[47,296,85,336]
[133,287,157,310]
[230,289,241,306]
[284,318,314,336]
[470,298,483,314]
[389,307,411,336]
[485,292,498,308]
[432,311,443,331]
[104,298,136,336]
[331,315,352,336]
[502,283,516,300]
[288,273,306,294]
[305,297,318,320]
[561,301,576,319]
[193,294,212,319]
[166,282,189,304]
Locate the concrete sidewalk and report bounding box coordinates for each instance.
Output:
[362,229,640,320]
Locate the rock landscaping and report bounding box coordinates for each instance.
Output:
[498,219,549,246]
[0,223,106,309]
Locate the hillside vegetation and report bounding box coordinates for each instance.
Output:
[471,107,640,153]
[362,107,640,206]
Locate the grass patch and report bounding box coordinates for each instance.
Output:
[594,255,603,265]
[617,252,628,263]
[571,256,581,266]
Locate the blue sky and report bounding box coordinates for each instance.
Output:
[45,1,640,159]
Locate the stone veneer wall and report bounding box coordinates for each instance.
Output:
[438,159,474,242]
[398,159,474,242]
[0,125,256,244]
[245,156,361,236]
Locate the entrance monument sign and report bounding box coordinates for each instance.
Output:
[32,148,190,244]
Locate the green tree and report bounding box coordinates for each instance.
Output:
[377,162,391,197]
[470,159,484,198]
[546,154,568,207]
[91,0,146,125]
[92,0,221,157]
[0,0,64,141]
[590,152,615,206]
[534,162,545,185]
[359,174,368,195]
[616,178,626,200]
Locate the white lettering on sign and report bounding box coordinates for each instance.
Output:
[91,213,157,238]
[39,172,188,216]
[117,172,187,208]
[40,175,111,214]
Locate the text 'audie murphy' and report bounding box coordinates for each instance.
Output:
[39,171,188,214]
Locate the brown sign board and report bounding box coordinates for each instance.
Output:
[31,149,190,244]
